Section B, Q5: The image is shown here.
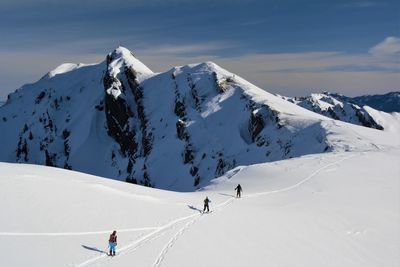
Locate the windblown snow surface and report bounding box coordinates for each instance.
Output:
[1,120,399,267]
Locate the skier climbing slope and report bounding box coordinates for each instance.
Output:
[234,184,242,198]
[203,197,211,213]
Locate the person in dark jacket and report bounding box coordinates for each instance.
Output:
[108,230,117,256]
[203,197,211,213]
[235,184,242,198]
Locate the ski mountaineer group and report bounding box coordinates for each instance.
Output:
[106,185,243,255]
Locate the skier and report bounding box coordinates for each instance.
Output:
[235,184,242,198]
[108,230,117,256]
[203,196,211,213]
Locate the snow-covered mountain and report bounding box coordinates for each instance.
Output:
[280,93,388,130]
[330,91,400,113]
[0,47,382,191]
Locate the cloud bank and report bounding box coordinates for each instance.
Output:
[369,36,400,57]
[1,36,399,100]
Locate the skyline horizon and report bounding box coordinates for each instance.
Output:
[1,43,399,101]
[0,0,399,99]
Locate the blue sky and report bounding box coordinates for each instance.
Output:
[0,0,399,99]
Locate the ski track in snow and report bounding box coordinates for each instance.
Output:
[243,153,357,199]
[10,152,356,267]
[77,196,236,267]
[152,216,199,267]
[152,197,235,267]
[0,227,161,236]
[76,212,203,267]
[149,153,358,267]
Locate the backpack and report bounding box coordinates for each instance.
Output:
[109,234,117,243]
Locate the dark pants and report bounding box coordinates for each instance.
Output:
[203,204,209,212]
[236,191,241,198]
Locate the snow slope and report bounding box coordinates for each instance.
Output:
[363,107,400,133]
[0,47,390,191]
[1,46,399,265]
[1,145,399,267]
[333,91,400,113]
[281,93,385,130]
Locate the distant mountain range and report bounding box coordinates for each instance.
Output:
[328,92,400,113]
[278,91,399,131]
[0,47,395,190]
[280,93,382,129]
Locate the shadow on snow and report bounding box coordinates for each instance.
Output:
[187,205,202,213]
[81,245,108,254]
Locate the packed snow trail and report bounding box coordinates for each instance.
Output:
[2,148,399,267]
[244,153,358,199]
[150,153,359,267]
[0,227,161,236]
[77,213,201,267]
[77,196,236,267]
[152,216,200,267]
[152,197,235,267]
[75,153,358,267]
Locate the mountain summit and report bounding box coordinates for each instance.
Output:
[0,47,381,191]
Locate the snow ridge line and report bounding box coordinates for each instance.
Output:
[152,197,235,267]
[0,227,161,236]
[244,153,358,199]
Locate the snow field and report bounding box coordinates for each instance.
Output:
[1,148,399,266]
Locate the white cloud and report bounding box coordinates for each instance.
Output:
[1,40,399,101]
[139,49,399,74]
[212,53,399,96]
[339,1,384,8]
[369,36,400,57]
[138,43,230,56]
[137,48,400,97]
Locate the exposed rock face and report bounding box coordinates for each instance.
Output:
[0,47,380,191]
[103,48,154,186]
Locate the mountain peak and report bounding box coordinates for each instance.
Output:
[107,46,153,77]
[0,47,389,191]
